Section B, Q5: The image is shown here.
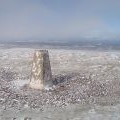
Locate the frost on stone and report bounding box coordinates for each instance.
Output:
[29,50,52,90]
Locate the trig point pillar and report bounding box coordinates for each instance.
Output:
[29,50,52,89]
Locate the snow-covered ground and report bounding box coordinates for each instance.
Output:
[0,48,120,120]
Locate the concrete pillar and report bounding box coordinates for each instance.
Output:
[29,50,52,90]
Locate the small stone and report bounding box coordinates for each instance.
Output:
[24,117,32,120]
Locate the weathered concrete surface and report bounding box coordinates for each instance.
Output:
[29,50,52,89]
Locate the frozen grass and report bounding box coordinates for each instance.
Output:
[0,48,120,119]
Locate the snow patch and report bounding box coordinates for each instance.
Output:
[10,79,30,90]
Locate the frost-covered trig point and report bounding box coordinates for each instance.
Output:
[29,50,52,89]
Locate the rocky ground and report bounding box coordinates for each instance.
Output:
[0,48,120,120]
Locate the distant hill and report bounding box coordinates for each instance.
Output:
[0,39,120,51]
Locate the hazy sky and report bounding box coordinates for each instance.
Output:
[0,0,120,41]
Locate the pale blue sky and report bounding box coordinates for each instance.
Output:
[0,0,120,41]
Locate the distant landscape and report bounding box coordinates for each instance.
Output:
[0,39,120,51]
